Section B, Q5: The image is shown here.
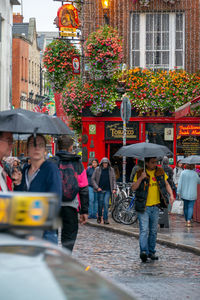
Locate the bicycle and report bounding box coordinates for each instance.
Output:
[117,194,137,225]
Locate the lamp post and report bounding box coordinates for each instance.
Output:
[101,0,110,25]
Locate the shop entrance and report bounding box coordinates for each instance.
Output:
[106,142,136,182]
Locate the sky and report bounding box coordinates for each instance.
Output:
[13,0,61,32]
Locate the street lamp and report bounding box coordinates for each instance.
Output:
[101,0,110,25]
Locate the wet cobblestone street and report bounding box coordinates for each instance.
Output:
[73,225,200,300]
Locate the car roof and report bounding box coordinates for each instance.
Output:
[0,233,135,300]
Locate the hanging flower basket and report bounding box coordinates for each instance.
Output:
[84,25,123,80]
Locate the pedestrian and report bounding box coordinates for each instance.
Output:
[130,160,143,182]
[177,163,200,227]
[13,134,62,244]
[55,135,89,252]
[173,160,184,198]
[132,157,174,262]
[86,158,99,219]
[0,131,13,191]
[92,157,117,225]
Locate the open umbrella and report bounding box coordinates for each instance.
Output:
[180,155,200,165]
[0,108,73,135]
[114,142,173,160]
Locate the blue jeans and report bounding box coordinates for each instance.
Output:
[137,206,159,255]
[183,199,195,221]
[88,186,98,218]
[43,230,58,244]
[97,191,111,221]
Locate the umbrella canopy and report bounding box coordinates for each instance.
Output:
[180,155,200,165]
[0,109,73,135]
[114,142,173,159]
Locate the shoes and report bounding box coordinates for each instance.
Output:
[140,252,148,263]
[186,221,192,227]
[104,220,110,225]
[148,253,159,260]
[97,217,101,224]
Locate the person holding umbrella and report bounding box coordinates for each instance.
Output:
[132,157,174,262]
[0,131,13,191]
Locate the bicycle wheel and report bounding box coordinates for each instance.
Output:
[111,195,122,223]
[117,197,137,225]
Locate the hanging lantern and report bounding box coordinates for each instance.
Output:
[101,0,110,9]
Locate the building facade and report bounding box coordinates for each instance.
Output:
[0,0,20,111]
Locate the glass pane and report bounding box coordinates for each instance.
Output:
[154,33,161,50]
[154,14,161,31]
[154,51,161,65]
[162,52,169,64]
[176,13,183,31]
[146,14,153,31]
[162,14,169,31]
[175,51,183,67]
[146,33,153,50]
[132,14,139,31]
[176,32,183,49]
[146,52,154,65]
[162,33,169,50]
[132,33,139,49]
[133,52,140,67]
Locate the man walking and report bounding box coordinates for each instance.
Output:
[55,135,89,251]
[132,157,174,262]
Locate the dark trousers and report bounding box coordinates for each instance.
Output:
[61,206,78,252]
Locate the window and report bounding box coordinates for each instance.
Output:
[130,13,185,70]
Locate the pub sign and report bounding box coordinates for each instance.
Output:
[105,122,139,140]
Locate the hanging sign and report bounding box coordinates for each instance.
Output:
[72,56,80,74]
[57,4,79,37]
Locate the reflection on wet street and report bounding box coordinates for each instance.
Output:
[73,225,200,300]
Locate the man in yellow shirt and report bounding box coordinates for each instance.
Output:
[132,157,174,262]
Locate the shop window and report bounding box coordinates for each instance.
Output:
[145,123,174,153]
[130,12,185,70]
[176,124,200,160]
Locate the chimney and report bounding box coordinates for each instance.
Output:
[13,13,24,24]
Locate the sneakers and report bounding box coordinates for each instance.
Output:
[104,220,110,225]
[148,253,159,260]
[97,217,101,224]
[140,252,148,263]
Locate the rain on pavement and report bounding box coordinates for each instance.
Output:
[73,225,200,300]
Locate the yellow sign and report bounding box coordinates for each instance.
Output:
[60,31,77,37]
[0,198,9,224]
[60,27,76,32]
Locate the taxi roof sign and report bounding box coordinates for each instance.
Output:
[0,192,59,230]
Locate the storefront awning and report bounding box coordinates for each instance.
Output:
[175,96,200,119]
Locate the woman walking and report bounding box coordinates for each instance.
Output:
[173,160,184,198]
[86,158,99,219]
[177,164,200,227]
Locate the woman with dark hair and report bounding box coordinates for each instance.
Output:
[177,164,200,227]
[86,158,99,219]
[173,160,184,198]
[13,134,62,243]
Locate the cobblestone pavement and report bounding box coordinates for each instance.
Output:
[73,225,200,300]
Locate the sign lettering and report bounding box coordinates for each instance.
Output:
[105,122,139,140]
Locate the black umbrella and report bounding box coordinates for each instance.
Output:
[180,155,200,164]
[114,142,173,160]
[0,108,73,135]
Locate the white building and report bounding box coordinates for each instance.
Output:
[0,0,20,111]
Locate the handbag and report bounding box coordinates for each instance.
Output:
[171,200,183,215]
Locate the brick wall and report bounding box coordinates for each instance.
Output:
[12,37,29,108]
[83,0,200,73]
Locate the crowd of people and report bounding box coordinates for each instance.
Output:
[1,129,200,263]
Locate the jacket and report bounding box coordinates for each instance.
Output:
[135,167,169,212]
[14,160,62,205]
[55,151,89,214]
[177,169,200,201]
[173,167,183,185]
[92,157,117,192]
[86,167,95,187]
[0,162,12,191]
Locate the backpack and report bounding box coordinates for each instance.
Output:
[52,156,79,202]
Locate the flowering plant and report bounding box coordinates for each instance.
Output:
[43,39,80,92]
[125,68,200,113]
[84,25,123,80]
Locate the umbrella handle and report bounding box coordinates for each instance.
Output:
[33,128,38,146]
